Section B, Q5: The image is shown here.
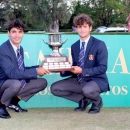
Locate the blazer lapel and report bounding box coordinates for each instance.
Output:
[84,36,94,62]
[75,40,80,62]
[20,47,23,57]
[7,40,18,65]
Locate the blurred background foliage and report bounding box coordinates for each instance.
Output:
[0,0,130,32]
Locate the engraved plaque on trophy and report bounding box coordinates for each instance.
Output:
[42,33,73,71]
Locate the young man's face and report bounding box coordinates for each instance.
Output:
[76,23,92,40]
[8,27,24,47]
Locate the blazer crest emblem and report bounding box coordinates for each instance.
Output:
[89,54,94,60]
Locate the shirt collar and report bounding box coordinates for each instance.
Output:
[9,40,20,56]
[80,36,90,45]
[80,36,90,50]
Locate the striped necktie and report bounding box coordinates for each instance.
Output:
[17,49,26,88]
[77,42,85,84]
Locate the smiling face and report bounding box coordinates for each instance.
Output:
[73,14,93,41]
[8,27,24,47]
[76,22,92,41]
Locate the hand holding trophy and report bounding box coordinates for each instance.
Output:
[42,33,73,72]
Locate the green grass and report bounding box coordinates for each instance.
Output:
[0,108,130,130]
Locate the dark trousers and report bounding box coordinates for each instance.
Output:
[0,78,47,106]
[51,77,101,106]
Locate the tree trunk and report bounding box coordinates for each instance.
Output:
[49,20,59,33]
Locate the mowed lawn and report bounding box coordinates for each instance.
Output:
[0,108,130,130]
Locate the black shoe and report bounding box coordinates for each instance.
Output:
[0,103,11,119]
[88,98,103,114]
[74,99,91,112]
[7,104,28,113]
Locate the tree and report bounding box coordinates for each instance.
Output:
[69,0,129,28]
[125,0,130,32]
[0,0,5,29]
[90,0,127,27]
[0,0,25,29]
[0,0,71,32]
[35,0,71,32]
[68,1,93,29]
[37,0,71,32]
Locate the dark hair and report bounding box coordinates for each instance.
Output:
[73,14,93,27]
[8,19,26,32]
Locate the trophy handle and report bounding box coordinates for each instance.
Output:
[61,39,68,44]
[42,39,50,45]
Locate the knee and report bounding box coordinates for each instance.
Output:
[82,87,94,97]
[42,79,48,89]
[40,78,48,90]
[11,80,21,94]
[50,82,59,95]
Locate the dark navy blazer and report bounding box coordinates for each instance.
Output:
[62,36,110,92]
[0,40,38,87]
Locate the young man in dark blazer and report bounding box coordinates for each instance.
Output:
[0,19,50,119]
[51,14,110,114]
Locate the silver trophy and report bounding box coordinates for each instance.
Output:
[42,33,73,71]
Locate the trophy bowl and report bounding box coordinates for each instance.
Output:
[42,33,73,71]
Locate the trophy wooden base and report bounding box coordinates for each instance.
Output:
[43,55,73,72]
